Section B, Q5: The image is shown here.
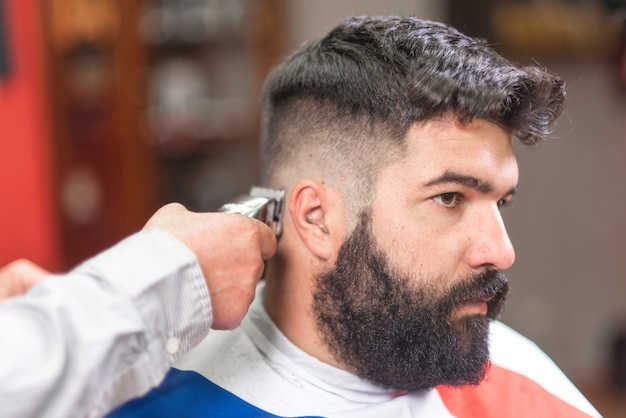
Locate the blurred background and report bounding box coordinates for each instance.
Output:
[0,0,625,415]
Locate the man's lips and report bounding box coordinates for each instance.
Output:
[452,295,494,318]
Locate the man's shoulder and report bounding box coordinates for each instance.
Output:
[106,368,323,418]
[106,326,316,418]
[487,320,581,394]
[175,323,259,381]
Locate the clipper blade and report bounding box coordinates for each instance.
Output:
[218,186,285,237]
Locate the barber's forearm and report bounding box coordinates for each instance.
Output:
[72,228,213,362]
[69,228,213,417]
[0,229,212,418]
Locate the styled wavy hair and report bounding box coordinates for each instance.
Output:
[260,16,565,216]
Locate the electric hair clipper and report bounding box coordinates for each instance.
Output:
[218,186,285,237]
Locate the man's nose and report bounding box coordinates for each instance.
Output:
[464,206,516,271]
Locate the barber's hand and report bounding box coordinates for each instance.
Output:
[0,259,51,302]
[144,203,277,330]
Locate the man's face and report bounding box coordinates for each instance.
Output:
[312,118,518,391]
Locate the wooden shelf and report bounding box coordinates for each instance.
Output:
[42,0,285,268]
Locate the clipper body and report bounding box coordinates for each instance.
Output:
[218,186,285,237]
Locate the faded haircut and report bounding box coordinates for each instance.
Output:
[259,16,565,219]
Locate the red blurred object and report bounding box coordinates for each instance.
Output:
[0,0,61,271]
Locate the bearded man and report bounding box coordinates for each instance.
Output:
[108,16,600,418]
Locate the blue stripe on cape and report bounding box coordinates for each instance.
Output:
[107,368,322,418]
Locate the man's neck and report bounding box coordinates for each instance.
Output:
[263,265,342,370]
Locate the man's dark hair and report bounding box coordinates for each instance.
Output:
[259,16,565,217]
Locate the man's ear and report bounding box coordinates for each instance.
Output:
[289,180,343,261]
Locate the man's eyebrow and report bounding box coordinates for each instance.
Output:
[423,171,518,196]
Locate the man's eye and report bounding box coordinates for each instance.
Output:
[498,198,512,210]
[433,193,462,208]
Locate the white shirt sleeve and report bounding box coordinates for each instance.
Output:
[0,228,212,418]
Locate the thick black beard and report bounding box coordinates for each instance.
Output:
[312,212,509,391]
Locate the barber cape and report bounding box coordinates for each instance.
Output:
[108,283,600,418]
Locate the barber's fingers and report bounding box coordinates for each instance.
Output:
[252,220,277,261]
[0,259,51,301]
[145,202,277,262]
[143,202,186,229]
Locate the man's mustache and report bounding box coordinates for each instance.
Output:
[440,270,510,317]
